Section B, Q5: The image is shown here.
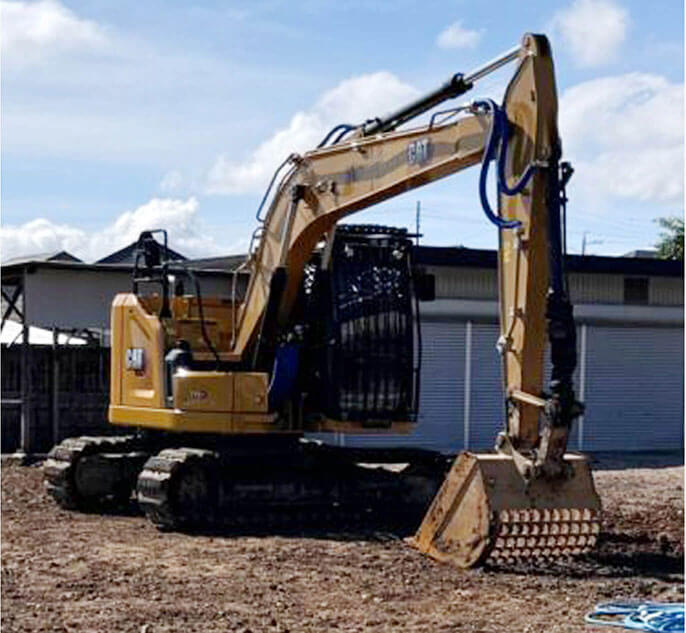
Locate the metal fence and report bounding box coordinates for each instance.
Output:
[1,344,112,453]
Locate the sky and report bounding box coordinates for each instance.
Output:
[1,0,683,261]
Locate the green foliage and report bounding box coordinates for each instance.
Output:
[655,216,684,260]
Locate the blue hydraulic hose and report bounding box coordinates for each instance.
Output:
[474,98,544,230]
[317,123,356,148]
[494,107,537,197]
[473,99,522,230]
[585,602,684,632]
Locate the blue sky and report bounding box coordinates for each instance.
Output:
[1,0,683,261]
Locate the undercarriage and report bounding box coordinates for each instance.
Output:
[43,432,448,533]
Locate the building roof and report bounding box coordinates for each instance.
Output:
[622,249,659,259]
[95,240,187,264]
[185,254,248,271]
[0,258,238,281]
[415,246,684,277]
[2,246,682,280]
[3,250,82,266]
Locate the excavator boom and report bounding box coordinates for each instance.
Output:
[232,112,489,361]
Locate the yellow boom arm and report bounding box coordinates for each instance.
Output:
[232,111,489,358]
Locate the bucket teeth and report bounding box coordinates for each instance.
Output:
[489,507,601,563]
[408,452,601,568]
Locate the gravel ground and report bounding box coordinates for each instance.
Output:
[2,456,683,633]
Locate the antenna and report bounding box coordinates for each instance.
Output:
[416,201,421,246]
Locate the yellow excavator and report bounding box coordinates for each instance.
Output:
[44,33,601,568]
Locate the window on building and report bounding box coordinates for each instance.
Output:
[623,277,649,305]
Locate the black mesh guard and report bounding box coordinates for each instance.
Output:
[306,225,418,424]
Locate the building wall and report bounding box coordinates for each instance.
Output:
[5,261,682,455]
[582,325,684,451]
[339,315,683,454]
[336,263,684,454]
[650,276,684,306]
[25,268,133,330]
[23,268,243,331]
[427,265,684,306]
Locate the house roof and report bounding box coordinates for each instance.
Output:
[3,250,82,266]
[95,241,187,264]
[0,258,238,281]
[184,254,248,271]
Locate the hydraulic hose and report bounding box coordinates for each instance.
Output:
[585,601,684,632]
[474,99,522,230]
[474,98,543,230]
[317,123,356,148]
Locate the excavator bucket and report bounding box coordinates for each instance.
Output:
[408,452,601,568]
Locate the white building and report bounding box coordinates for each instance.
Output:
[1,245,682,454]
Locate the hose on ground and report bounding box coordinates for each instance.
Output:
[585,601,684,632]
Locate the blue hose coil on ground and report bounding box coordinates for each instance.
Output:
[585,602,684,632]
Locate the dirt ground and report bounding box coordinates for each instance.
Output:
[2,455,683,633]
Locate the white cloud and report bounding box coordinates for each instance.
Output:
[436,21,482,50]
[205,72,418,195]
[1,1,295,167]
[159,170,184,193]
[1,0,108,64]
[1,198,233,262]
[551,0,629,67]
[560,73,683,206]
[1,218,87,260]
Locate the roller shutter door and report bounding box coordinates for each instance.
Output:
[583,326,684,451]
[469,323,505,450]
[469,323,582,451]
[341,320,465,452]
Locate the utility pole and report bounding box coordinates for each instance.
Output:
[415,200,421,246]
[581,231,603,256]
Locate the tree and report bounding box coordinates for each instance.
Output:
[655,216,684,260]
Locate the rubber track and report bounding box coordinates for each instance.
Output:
[136,447,430,533]
[43,435,138,510]
[137,448,218,530]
